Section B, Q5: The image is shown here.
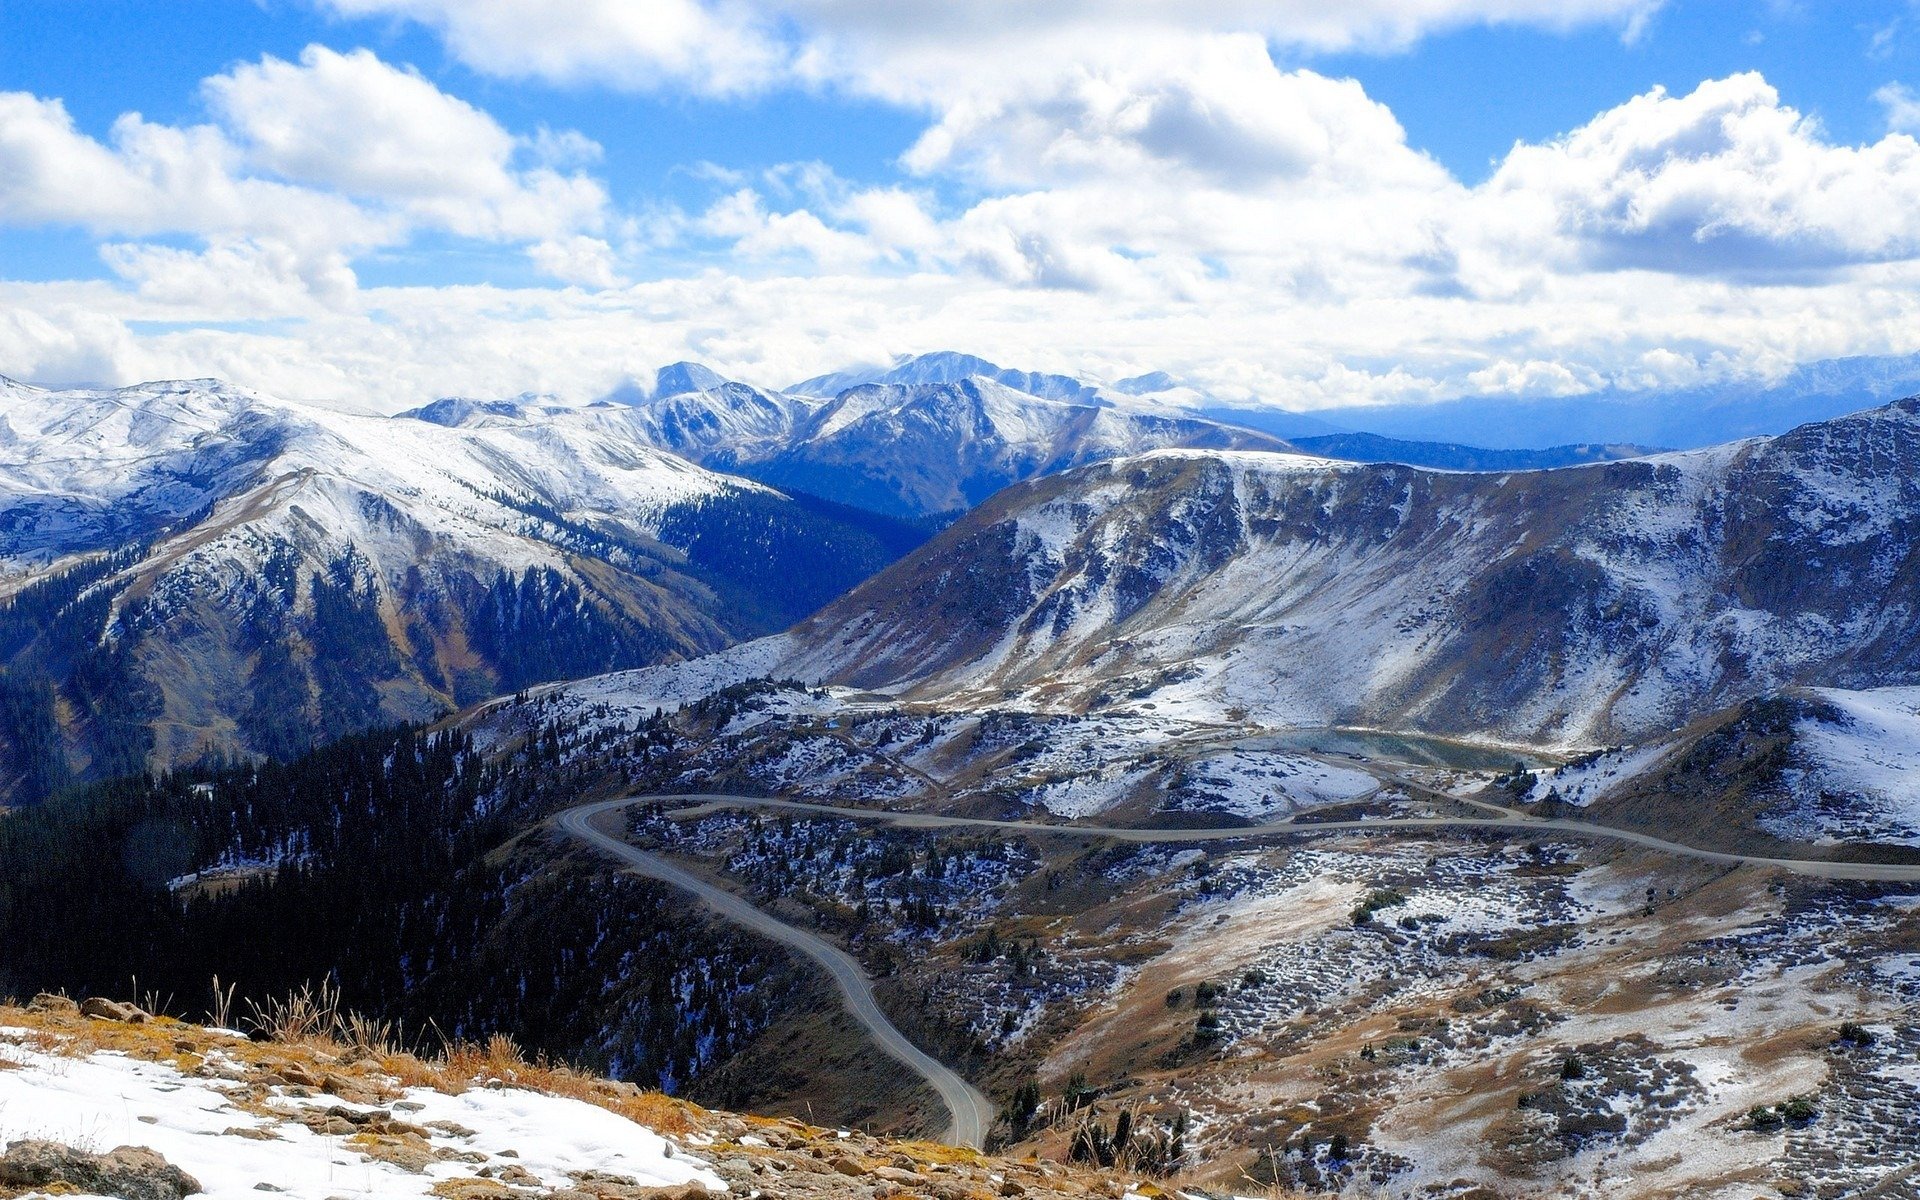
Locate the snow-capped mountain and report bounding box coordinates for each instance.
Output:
[789,350,1100,403]
[590,363,824,468]
[609,354,1293,520]
[0,377,921,802]
[757,398,1920,748]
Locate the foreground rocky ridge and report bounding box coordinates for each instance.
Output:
[0,998,1184,1200]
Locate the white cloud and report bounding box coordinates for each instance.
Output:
[527,235,622,287]
[315,0,787,95]
[0,92,384,248]
[207,46,517,200]
[205,45,610,244]
[100,238,361,312]
[312,0,1662,98]
[0,46,615,305]
[1877,81,1920,133]
[1474,73,1920,275]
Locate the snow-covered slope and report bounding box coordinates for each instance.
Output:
[0,1029,720,1200]
[606,357,1294,520]
[760,398,1920,748]
[1529,684,1920,847]
[0,379,920,800]
[788,350,1098,403]
[749,377,1290,519]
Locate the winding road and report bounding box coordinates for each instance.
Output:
[555,799,996,1149]
[630,793,1920,882]
[556,788,1920,1148]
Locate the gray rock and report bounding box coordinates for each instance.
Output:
[0,1140,202,1200]
[27,993,79,1015]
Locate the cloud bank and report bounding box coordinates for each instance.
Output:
[6,0,1920,412]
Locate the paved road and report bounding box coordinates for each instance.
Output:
[554,799,996,1149]
[642,792,1920,882]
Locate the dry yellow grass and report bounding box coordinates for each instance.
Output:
[0,997,702,1137]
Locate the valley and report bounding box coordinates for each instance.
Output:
[4,364,1920,1199]
[16,6,1920,1196]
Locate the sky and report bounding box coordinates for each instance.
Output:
[6,1,1920,413]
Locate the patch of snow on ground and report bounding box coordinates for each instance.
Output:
[1174,750,1377,818]
[1782,686,1920,844]
[0,1043,720,1200]
[1539,742,1672,808]
[1028,763,1156,819]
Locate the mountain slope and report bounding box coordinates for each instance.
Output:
[615,359,1294,521]
[0,379,920,801]
[1536,685,1920,849]
[764,399,1920,747]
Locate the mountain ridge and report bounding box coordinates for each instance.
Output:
[0,380,924,803]
[639,396,1920,749]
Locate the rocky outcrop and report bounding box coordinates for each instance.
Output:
[0,1141,201,1200]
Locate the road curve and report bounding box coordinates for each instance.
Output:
[641,793,1920,883]
[554,799,995,1149]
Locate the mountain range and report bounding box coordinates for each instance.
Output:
[0,377,921,802]
[631,397,1920,752]
[0,355,1305,802]
[603,353,1290,521]
[7,349,1918,807]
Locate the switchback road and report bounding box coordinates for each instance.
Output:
[557,788,1920,1148]
[554,799,995,1149]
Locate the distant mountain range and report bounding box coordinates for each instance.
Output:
[1289,433,1660,472]
[0,377,921,803]
[1303,353,1920,450]
[7,347,1918,804]
[598,353,1291,521]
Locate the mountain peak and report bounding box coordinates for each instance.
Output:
[606,362,734,405]
[651,361,729,397]
[1111,370,1180,395]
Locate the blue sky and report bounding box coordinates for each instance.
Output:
[6,1,1920,412]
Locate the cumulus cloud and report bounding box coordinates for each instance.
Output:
[1475,73,1920,275]
[1877,81,1920,133]
[527,235,622,287]
[205,46,609,243]
[0,46,613,303]
[0,92,383,247]
[314,0,787,95]
[311,0,1663,98]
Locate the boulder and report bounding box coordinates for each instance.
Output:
[0,1141,201,1200]
[79,997,149,1024]
[27,993,79,1016]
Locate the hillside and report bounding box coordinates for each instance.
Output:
[1535,685,1920,850]
[757,398,1920,748]
[0,379,922,803]
[0,996,1161,1200]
